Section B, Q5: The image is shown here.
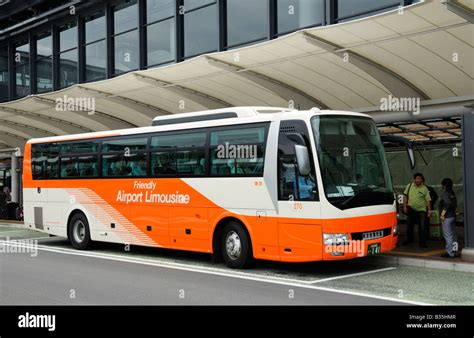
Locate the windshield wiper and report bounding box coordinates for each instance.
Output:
[340,187,379,207]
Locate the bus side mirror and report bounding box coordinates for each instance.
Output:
[407,143,416,170]
[295,145,311,176]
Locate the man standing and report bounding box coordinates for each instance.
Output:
[403,173,432,248]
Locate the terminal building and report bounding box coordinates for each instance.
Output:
[0,0,472,259]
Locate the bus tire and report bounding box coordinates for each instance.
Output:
[221,221,253,269]
[68,213,93,250]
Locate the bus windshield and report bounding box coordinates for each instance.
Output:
[311,115,394,210]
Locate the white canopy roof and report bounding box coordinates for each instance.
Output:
[0,0,472,149]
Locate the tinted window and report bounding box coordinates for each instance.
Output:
[209,125,267,176]
[60,155,98,178]
[210,145,264,176]
[60,142,99,154]
[151,132,206,148]
[102,153,147,177]
[151,149,205,176]
[103,137,147,152]
[32,144,59,179]
[32,146,46,180]
[210,127,265,145]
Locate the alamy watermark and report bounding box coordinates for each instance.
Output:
[380,95,420,115]
[55,95,96,115]
[216,142,257,160]
[18,312,55,332]
[324,240,366,257]
[0,237,38,257]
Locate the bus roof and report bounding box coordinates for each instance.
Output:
[27,107,372,144]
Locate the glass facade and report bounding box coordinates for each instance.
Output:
[0,0,414,101]
[337,0,401,20]
[36,32,53,93]
[115,30,139,74]
[85,12,107,81]
[227,0,267,47]
[147,0,175,22]
[184,1,217,58]
[0,45,8,102]
[277,0,325,34]
[147,20,176,66]
[114,0,138,33]
[114,0,138,74]
[146,0,176,67]
[13,40,30,98]
[86,40,107,82]
[85,12,106,43]
[59,49,78,88]
[58,22,78,88]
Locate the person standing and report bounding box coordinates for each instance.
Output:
[2,185,11,202]
[403,173,432,247]
[439,178,458,258]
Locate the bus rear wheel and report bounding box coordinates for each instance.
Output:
[221,221,253,269]
[68,213,92,250]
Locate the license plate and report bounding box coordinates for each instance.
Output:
[367,243,381,256]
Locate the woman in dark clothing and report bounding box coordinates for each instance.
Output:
[439,178,458,258]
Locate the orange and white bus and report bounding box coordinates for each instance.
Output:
[23,107,399,268]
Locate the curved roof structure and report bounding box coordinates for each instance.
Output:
[0,0,472,149]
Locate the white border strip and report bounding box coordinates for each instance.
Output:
[310,267,397,284]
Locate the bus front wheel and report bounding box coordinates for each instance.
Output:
[221,221,253,269]
[68,213,93,250]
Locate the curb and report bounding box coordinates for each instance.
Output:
[0,222,25,230]
[374,254,474,273]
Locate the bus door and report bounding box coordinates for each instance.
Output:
[27,144,52,231]
[277,120,322,261]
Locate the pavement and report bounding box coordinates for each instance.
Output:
[0,222,473,305]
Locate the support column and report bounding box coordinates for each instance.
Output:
[461,111,474,261]
[10,151,19,204]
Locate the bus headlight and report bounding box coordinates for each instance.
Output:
[323,233,349,245]
[393,225,399,236]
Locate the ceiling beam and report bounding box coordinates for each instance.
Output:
[303,32,430,100]
[204,56,327,110]
[32,96,136,130]
[134,73,232,110]
[77,85,172,121]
